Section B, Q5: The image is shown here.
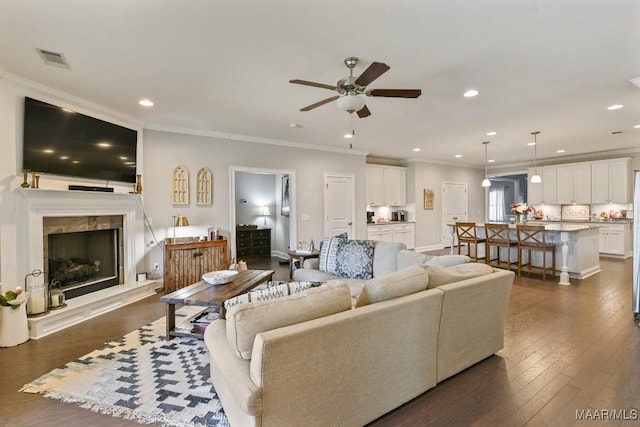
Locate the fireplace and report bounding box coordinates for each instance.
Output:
[43,215,125,299]
[14,189,155,339]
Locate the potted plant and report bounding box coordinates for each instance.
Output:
[0,286,30,347]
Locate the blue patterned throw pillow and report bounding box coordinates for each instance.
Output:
[334,239,375,279]
[318,233,348,273]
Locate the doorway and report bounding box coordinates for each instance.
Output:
[324,173,355,238]
[488,174,528,223]
[442,182,468,247]
[229,166,297,262]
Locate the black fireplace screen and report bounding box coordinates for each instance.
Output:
[47,229,119,298]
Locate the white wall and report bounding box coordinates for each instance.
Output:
[407,161,486,250]
[141,129,368,274]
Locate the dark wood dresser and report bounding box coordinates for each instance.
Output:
[236,228,271,259]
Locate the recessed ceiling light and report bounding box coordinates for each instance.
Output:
[454,154,462,158]
[463,89,479,98]
[59,156,68,160]
[634,124,640,129]
[289,123,302,128]
[42,149,54,154]
[486,131,497,136]
[557,149,566,153]
[488,159,495,163]
[139,99,154,107]
[527,142,536,146]
[344,133,353,139]
[412,148,421,152]
[607,104,623,110]
[97,142,111,148]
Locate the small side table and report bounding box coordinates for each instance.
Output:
[287,250,320,279]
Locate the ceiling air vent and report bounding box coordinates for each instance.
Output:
[36,48,70,69]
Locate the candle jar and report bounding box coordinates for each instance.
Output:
[25,269,49,317]
[49,281,66,309]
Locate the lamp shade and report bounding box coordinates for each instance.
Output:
[174,215,189,227]
[336,94,366,113]
[481,178,491,187]
[530,174,542,184]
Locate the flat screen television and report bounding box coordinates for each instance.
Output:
[23,97,138,184]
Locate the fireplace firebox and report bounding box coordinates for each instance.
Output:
[43,215,125,300]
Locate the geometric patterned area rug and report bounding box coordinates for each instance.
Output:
[20,307,230,427]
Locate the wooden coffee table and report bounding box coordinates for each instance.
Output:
[160,269,274,340]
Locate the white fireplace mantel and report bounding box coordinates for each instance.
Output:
[4,188,156,339]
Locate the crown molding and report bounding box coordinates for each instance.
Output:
[4,72,144,129]
[145,123,370,157]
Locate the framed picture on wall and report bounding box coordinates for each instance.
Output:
[424,188,434,210]
[281,175,290,216]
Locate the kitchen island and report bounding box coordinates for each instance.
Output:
[448,222,601,284]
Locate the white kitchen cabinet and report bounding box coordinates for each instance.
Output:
[366,167,385,206]
[367,223,415,249]
[528,166,557,205]
[556,163,591,204]
[391,223,415,249]
[367,224,393,242]
[598,223,630,257]
[366,165,407,206]
[591,158,631,204]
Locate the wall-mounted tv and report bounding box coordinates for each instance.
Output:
[23,97,138,184]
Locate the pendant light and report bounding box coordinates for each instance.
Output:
[530,131,542,184]
[481,141,491,187]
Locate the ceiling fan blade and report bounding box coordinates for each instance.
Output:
[289,79,337,91]
[357,105,371,118]
[369,89,422,98]
[300,95,339,111]
[354,62,390,86]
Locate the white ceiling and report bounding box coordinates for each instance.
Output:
[1,0,640,168]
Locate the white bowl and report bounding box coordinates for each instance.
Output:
[202,270,239,285]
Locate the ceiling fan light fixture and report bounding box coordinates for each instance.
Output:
[336,94,366,113]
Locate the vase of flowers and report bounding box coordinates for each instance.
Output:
[0,286,30,347]
[511,203,533,224]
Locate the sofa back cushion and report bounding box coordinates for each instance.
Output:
[424,263,494,288]
[355,265,429,307]
[396,249,430,271]
[372,241,407,277]
[225,281,352,359]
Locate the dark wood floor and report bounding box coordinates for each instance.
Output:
[2,256,638,426]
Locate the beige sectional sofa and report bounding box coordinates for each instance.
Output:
[204,264,514,427]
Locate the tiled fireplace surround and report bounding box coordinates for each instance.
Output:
[15,189,157,339]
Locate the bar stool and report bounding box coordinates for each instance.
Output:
[455,222,486,262]
[484,223,517,270]
[516,224,557,280]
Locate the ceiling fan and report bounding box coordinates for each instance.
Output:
[290,57,421,118]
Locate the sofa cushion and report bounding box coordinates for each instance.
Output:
[396,249,430,270]
[334,239,375,279]
[224,283,290,310]
[425,254,471,267]
[318,235,347,273]
[355,265,429,307]
[424,263,494,288]
[372,241,406,277]
[225,281,352,359]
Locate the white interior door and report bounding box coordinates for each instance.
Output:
[442,182,468,247]
[324,174,355,238]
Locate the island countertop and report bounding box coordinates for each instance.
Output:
[481,222,600,232]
